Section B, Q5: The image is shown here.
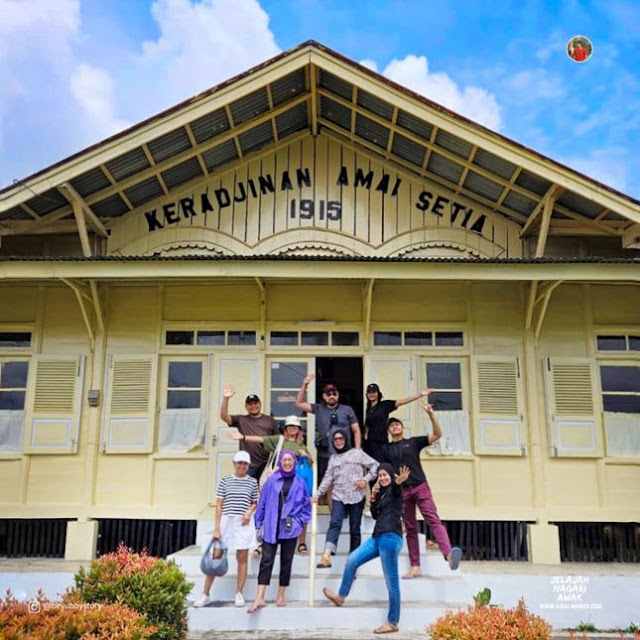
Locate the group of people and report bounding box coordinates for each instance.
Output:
[194,376,462,634]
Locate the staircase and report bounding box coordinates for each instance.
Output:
[169,513,470,632]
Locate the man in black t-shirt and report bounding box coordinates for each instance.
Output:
[363,383,432,462]
[382,404,462,576]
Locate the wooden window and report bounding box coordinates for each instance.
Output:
[544,358,601,457]
[596,333,640,352]
[0,361,28,410]
[373,330,464,348]
[103,355,157,453]
[599,364,640,414]
[24,356,85,454]
[0,332,32,348]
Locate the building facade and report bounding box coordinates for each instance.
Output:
[1,42,639,563]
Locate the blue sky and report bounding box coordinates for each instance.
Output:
[1,0,639,200]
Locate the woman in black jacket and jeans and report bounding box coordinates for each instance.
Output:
[323,462,410,635]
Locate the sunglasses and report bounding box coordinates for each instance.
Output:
[324,391,338,396]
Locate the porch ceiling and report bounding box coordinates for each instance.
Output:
[1,41,639,243]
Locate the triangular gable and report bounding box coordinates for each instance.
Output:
[1,41,639,255]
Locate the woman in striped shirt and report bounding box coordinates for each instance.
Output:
[194,450,258,608]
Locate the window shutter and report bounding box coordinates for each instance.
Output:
[24,355,85,454]
[544,357,601,457]
[472,356,525,456]
[103,355,157,453]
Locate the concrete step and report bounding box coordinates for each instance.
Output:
[185,571,467,602]
[170,540,455,578]
[188,600,461,632]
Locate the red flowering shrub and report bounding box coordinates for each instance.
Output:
[0,589,156,639]
[69,544,192,640]
[429,598,552,640]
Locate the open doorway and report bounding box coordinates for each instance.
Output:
[314,357,364,426]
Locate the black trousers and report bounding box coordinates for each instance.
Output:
[257,537,297,587]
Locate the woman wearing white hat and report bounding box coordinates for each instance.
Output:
[193,449,258,608]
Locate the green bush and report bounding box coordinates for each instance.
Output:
[69,543,193,640]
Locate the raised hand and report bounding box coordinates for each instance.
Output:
[371,480,380,497]
[421,402,435,416]
[420,388,434,398]
[303,373,315,386]
[395,465,411,485]
[223,385,236,399]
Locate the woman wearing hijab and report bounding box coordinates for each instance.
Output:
[323,462,411,635]
[363,383,433,463]
[312,429,379,568]
[247,450,311,612]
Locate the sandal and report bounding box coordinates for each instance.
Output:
[297,542,309,556]
[373,622,399,634]
[316,552,331,568]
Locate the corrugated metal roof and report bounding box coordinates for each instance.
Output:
[230,88,270,126]
[391,133,426,167]
[320,95,351,131]
[70,167,112,198]
[0,206,32,221]
[24,188,68,215]
[357,90,393,121]
[427,153,464,183]
[473,149,516,181]
[464,171,504,202]
[91,194,130,218]
[147,127,193,163]
[190,108,230,144]
[161,157,203,189]
[355,113,389,150]
[515,170,552,196]
[2,254,638,264]
[202,140,238,171]
[434,130,472,159]
[396,110,433,141]
[275,102,309,139]
[318,69,353,101]
[557,191,603,218]
[238,121,274,154]
[271,68,306,106]
[123,177,164,208]
[106,148,150,181]
[502,190,538,215]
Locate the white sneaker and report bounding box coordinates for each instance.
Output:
[234,592,245,607]
[193,594,210,608]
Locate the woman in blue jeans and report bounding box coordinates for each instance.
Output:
[323,462,410,635]
[313,428,378,568]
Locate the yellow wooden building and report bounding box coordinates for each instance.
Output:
[0,41,638,564]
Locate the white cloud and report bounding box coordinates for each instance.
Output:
[560,146,629,194]
[70,64,129,137]
[359,59,378,72]
[380,54,502,131]
[503,69,566,104]
[136,0,280,107]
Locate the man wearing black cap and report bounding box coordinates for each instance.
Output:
[296,373,361,488]
[221,385,279,480]
[364,383,433,463]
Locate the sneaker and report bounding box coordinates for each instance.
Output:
[193,594,210,608]
[448,546,462,571]
[234,593,245,607]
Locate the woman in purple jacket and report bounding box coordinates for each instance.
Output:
[247,450,311,612]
